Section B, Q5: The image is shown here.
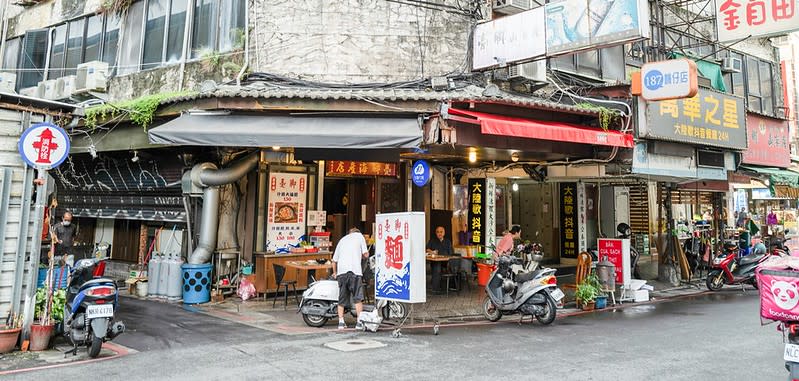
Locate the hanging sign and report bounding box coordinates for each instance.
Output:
[598,238,631,288]
[468,178,486,247]
[716,0,799,42]
[640,59,699,101]
[559,182,579,259]
[411,160,432,187]
[326,161,397,177]
[485,178,497,251]
[267,172,307,253]
[742,114,791,168]
[18,122,71,170]
[374,212,426,303]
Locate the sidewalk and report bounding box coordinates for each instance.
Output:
[0,341,134,376]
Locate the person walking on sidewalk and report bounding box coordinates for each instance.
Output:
[332,227,369,330]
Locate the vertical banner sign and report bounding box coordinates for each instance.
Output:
[374,212,426,303]
[267,172,307,253]
[598,238,631,288]
[577,182,588,253]
[485,178,497,251]
[560,182,578,259]
[468,178,486,248]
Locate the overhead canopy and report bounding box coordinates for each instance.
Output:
[447,108,634,148]
[741,165,799,198]
[148,113,422,149]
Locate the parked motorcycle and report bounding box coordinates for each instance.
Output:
[705,242,780,291]
[298,278,409,328]
[63,258,125,358]
[482,255,563,325]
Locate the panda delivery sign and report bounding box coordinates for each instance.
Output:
[757,266,799,323]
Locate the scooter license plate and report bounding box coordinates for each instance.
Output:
[549,288,565,302]
[785,344,799,363]
[86,304,114,319]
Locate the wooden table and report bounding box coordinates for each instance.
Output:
[426,255,456,293]
[284,261,334,284]
[253,252,333,294]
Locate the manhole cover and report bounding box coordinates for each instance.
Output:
[324,339,386,352]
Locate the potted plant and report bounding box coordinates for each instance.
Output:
[31,287,66,351]
[0,313,22,354]
[575,273,602,311]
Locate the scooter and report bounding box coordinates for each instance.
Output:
[706,242,779,291]
[482,255,563,325]
[63,257,125,358]
[298,278,410,329]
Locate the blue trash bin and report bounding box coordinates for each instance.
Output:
[182,263,213,304]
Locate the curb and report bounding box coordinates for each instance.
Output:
[0,342,134,376]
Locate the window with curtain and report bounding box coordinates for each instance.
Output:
[119,1,145,75]
[191,0,245,58]
[142,0,168,70]
[166,0,187,63]
[48,24,67,79]
[19,29,48,89]
[3,37,20,71]
[759,60,774,115]
[746,56,762,112]
[84,14,103,63]
[65,18,85,76]
[102,15,120,69]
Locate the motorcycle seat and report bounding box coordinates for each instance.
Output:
[738,253,764,265]
[516,269,544,283]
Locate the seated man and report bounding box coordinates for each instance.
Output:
[426,226,453,256]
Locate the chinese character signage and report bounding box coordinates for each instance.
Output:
[468,178,486,247]
[559,183,579,259]
[577,182,588,253]
[472,7,546,70]
[325,161,397,177]
[716,0,799,42]
[643,88,747,150]
[374,212,426,303]
[485,178,497,251]
[640,59,699,101]
[742,114,790,168]
[546,0,650,56]
[18,122,71,170]
[598,238,631,288]
[267,172,308,253]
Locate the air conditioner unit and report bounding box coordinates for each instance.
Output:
[508,60,547,83]
[0,73,16,93]
[19,86,37,97]
[721,56,742,73]
[76,61,109,91]
[36,79,58,100]
[493,0,532,15]
[56,75,78,99]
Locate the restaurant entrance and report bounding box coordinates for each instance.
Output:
[323,178,376,243]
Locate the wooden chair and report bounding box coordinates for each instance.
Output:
[563,251,592,291]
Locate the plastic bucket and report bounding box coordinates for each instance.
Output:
[595,296,607,309]
[136,281,148,297]
[29,323,54,351]
[182,264,213,304]
[476,263,495,287]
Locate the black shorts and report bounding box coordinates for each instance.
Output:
[337,272,363,306]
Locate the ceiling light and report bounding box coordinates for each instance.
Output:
[511,152,520,162]
[272,146,281,151]
[468,150,477,163]
[131,150,139,163]
[512,183,519,192]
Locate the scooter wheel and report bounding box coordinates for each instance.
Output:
[391,329,402,338]
[433,324,440,335]
[706,270,724,291]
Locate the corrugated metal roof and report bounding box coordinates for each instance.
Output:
[159,84,599,116]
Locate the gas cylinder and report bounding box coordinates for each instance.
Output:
[158,253,171,298]
[167,254,185,300]
[148,253,162,297]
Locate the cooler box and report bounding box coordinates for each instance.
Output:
[757,268,799,323]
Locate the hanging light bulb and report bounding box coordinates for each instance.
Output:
[272,146,281,151]
[468,150,477,163]
[511,152,520,162]
[512,183,519,192]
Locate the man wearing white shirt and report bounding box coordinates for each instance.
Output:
[332,227,369,330]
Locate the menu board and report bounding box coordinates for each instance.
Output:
[267,172,307,253]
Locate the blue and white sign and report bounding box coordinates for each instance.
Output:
[411,160,432,187]
[374,212,426,303]
[640,59,698,101]
[17,122,71,170]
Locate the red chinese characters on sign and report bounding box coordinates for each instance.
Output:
[719,0,797,32]
[742,114,791,168]
[720,0,743,30]
[326,161,397,177]
[32,128,59,164]
[384,235,404,270]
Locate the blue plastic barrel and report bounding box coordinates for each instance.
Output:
[182,263,213,304]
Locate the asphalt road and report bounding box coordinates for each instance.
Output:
[8,290,787,381]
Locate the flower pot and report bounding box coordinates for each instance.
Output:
[581,301,596,311]
[0,327,20,354]
[29,323,55,351]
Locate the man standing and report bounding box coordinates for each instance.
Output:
[426,226,453,256]
[332,227,369,330]
[53,211,76,262]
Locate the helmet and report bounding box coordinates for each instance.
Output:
[616,223,632,237]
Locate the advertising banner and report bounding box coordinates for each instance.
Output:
[326,161,397,177]
[472,7,546,70]
[742,114,791,168]
[486,178,497,251]
[374,212,426,303]
[546,0,649,55]
[716,0,799,42]
[560,182,579,259]
[267,172,307,253]
[598,238,630,287]
[468,178,487,247]
[643,88,747,150]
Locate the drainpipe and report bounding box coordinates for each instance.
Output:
[188,153,259,264]
[235,0,250,86]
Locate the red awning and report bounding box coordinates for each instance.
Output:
[447,108,634,148]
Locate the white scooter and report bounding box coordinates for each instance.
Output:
[298,279,409,331]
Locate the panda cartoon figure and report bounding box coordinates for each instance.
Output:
[772,279,799,311]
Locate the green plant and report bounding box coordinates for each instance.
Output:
[575,273,603,303]
[84,91,195,130]
[35,287,67,323]
[576,102,620,131]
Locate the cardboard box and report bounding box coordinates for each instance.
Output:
[633,289,649,302]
